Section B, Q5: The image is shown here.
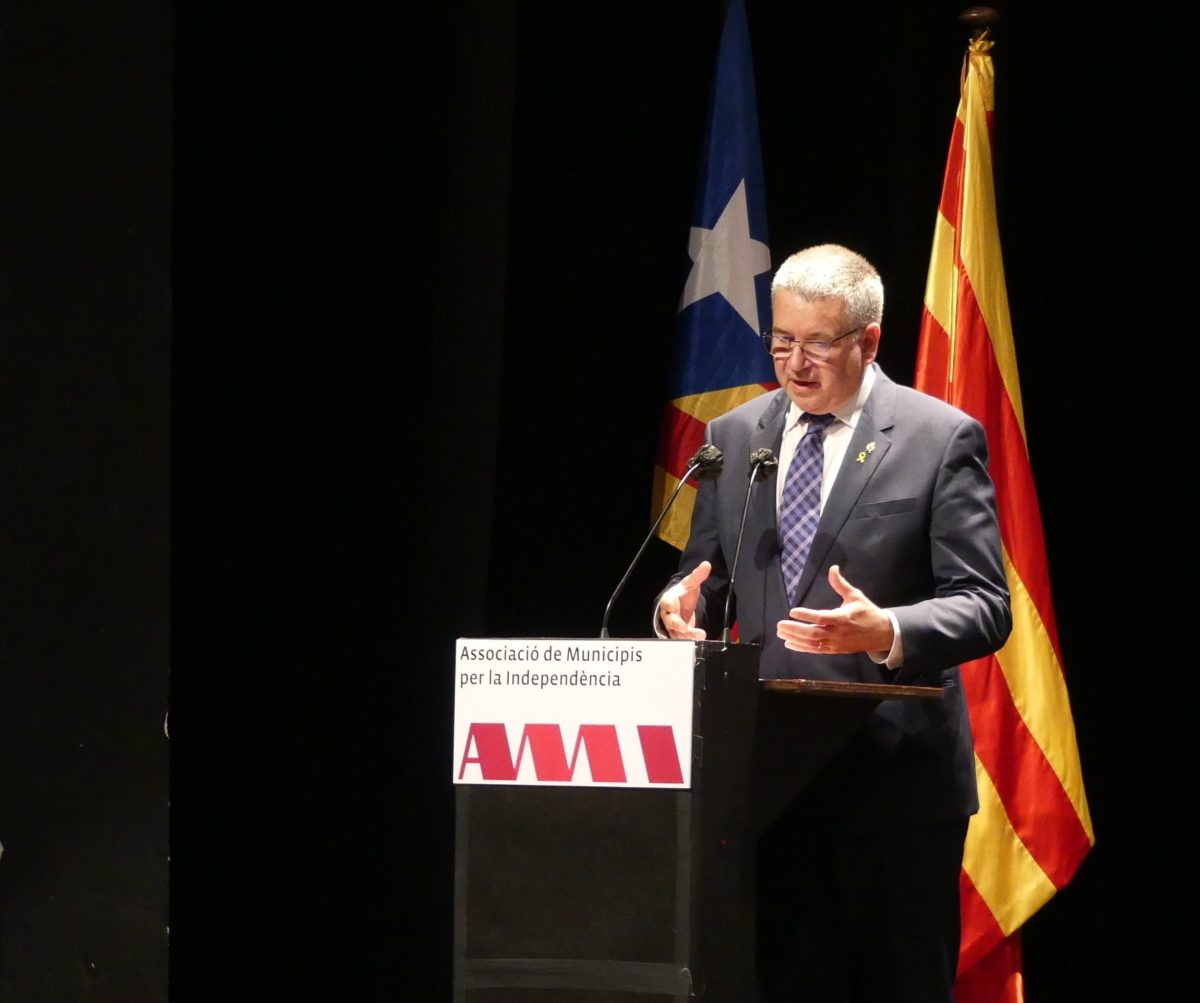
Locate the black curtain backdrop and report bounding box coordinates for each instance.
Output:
[0,3,170,1001]
[169,2,1178,1001]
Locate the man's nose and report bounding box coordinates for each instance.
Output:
[783,345,813,368]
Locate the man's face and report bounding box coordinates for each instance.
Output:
[769,290,879,415]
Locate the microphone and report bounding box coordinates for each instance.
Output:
[600,444,723,638]
[722,447,778,644]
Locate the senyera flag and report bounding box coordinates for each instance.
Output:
[915,30,1095,1002]
[652,0,776,551]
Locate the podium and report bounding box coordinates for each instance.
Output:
[452,639,941,1002]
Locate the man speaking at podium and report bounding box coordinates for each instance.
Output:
[656,244,1011,1002]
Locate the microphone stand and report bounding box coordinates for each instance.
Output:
[721,448,777,644]
[600,445,722,639]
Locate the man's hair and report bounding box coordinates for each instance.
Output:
[770,244,884,329]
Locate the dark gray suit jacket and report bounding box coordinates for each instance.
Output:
[670,366,1011,833]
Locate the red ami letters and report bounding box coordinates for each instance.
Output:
[457,723,685,785]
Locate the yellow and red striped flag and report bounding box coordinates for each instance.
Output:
[914,31,1094,1002]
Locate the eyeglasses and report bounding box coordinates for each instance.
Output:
[761,327,862,361]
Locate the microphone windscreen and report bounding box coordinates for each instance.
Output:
[689,443,724,481]
[748,447,778,480]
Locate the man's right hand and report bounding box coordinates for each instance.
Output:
[658,561,711,640]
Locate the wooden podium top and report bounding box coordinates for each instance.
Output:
[761,678,944,701]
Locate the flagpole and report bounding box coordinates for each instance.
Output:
[944,5,1001,387]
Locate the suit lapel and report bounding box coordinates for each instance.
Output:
[748,392,789,617]
[748,394,787,527]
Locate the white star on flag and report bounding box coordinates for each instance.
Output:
[678,178,771,333]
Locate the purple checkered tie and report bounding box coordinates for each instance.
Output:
[779,412,836,603]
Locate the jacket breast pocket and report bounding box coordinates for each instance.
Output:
[850,498,917,519]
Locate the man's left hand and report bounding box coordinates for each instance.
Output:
[776,565,895,655]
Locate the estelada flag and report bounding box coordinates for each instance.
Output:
[914,30,1095,1002]
[652,0,776,550]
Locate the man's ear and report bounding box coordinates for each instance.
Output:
[860,322,881,363]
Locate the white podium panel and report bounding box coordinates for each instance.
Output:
[453,638,696,789]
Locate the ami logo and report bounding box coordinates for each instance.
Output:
[456,723,686,785]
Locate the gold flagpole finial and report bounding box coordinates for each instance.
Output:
[959,6,999,41]
[958,6,998,78]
